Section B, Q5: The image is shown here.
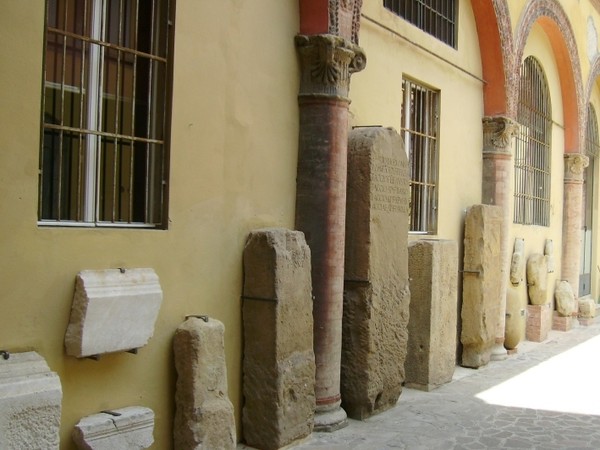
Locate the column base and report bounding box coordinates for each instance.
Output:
[314,402,348,432]
[490,343,508,361]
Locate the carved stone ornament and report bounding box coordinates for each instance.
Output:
[482,116,518,154]
[296,34,366,100]
[564,153,589,181]
[328,0,363,44]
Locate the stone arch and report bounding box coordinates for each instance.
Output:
[471,0,513,117]
[514,0,584,153]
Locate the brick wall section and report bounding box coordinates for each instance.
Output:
[526,304,552,342]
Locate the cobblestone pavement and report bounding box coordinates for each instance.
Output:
[243,320,600,450]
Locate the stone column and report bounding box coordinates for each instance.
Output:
[294,34,365,431]
[562,153,589,302]
[481,116,517,359]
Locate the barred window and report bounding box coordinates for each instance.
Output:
[514,56,552,226]
[383,0,457,48]
[401,78,440,234]
[40,0,172,227]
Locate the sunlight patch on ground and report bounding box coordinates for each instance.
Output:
[476,334,600,415]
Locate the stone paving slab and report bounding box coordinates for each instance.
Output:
[240,320,600,449]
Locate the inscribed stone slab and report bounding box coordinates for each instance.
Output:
[342,127,410,419]
[65,268,163,358]
[242,228,315,450]
[0,352,62,450]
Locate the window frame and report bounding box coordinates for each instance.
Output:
[39,0,174,229]
[401,76,440,234]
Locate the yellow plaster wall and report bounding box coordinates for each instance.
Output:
[353,0,484,242]
[0,1,299,448]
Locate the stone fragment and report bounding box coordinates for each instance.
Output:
[504,288,527,350]
[0,352,62,450]
[242,228,315,450]
[406,239,458,391]
[578,297,597,319]
[72,406,154,450]
[460,204,503,368]
[509,238,525,286]
[526,254,549,305]
[173,317,236,450]
[342,127,410,419]
[544,239,555,273]
[554,280,575,317]
[65,268,163,358]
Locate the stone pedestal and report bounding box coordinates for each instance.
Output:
[173,317,236,450]
[342,127,410,419]
[406,239,458,391]
[526,304,552,342]
[0,352,62,450]
[242,229,315,449]
[460,204,503,368]
[73,406,154,450]
[552,312,573,332]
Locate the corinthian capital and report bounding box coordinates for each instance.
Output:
[482,116,518,154]
[295,34,366,100]
[564,153,589,182]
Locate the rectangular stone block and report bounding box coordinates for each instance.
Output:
[342,127,410,419]
[72,406,154,450]
[173,317,236,450]
[0,352,62,450]
[552,312,573,332]
[406,239,458,391]
[65,268,163,358]
[526,304,552,342]
[461,204,503,368]
[242,228,315,450]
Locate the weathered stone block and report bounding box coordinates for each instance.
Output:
[242,228,315,450]
[526,304,552,342]
[0,352,62,450]
[504,287,527,350]
[73,406,154,450]
[578,297,597,319]
[65,268,163,358]
[527,254,549,305]
[405,240,458,391]
[554,280,575,317]
[461,204,503,368]
[342,127,410,419]
[173,317,236,450]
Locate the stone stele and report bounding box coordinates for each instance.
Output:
[554,280,576,317]
[242,228,315,450]
[461,204,503,368]
[406,239,458,391]
[0,351,62,450]
[72,406,154,450]
[527,254,549,305]
[173,317,236,450]
[342,127,410,419]
[65,268,163,358]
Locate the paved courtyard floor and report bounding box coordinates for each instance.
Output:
[242,319,600,449]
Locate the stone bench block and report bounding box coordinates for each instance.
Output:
[0,352,62,449]
[72,406,154,450]
[65,268,163,358]
[406,239,458,391]
[242,228,315,450]
[173,317,236,450]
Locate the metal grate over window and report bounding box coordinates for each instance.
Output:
[383,0,457,48]
[401,78,440,234]
[40,0,172,227]
[514,56,552,227]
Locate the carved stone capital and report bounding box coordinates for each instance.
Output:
[564,153,589,182]
[482,116,518,154]
[296,34,366,101]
